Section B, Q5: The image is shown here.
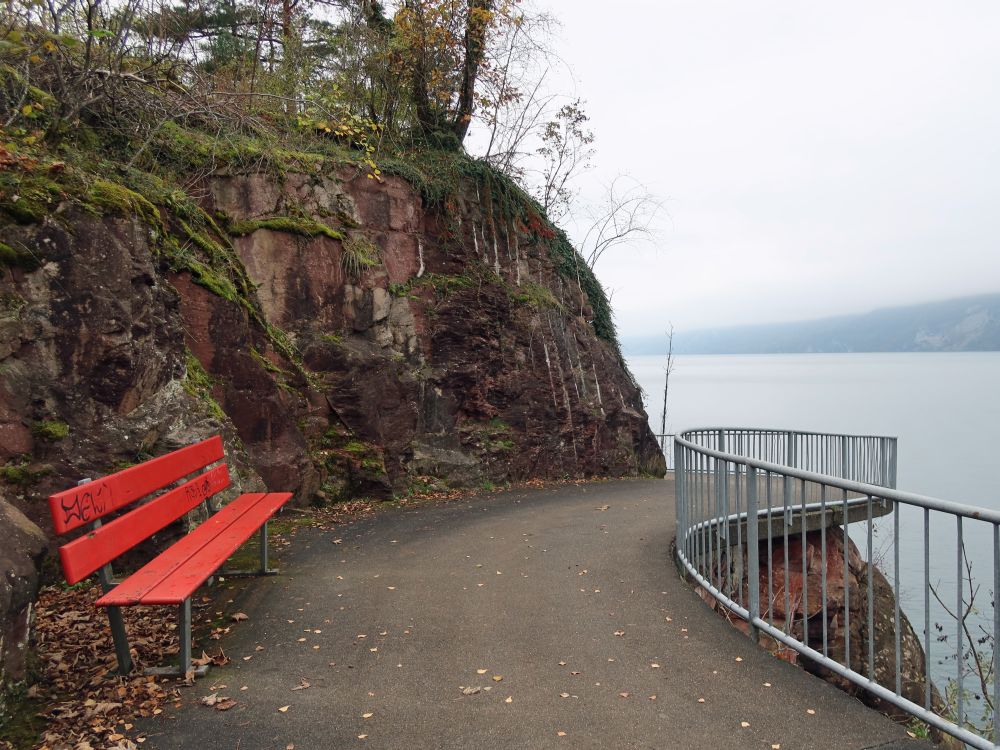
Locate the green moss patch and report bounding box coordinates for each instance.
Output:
[0,457,50,485]
[510,281,561,310]
[182,351,226,420]
[86,179,163,230]
[228,216,344,240]
[30,420,68,441]
[0,241,40,271]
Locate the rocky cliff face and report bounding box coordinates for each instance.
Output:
[0,161,664,536]
[0,156,663,711]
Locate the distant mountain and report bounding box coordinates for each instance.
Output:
[623,294,1000,355]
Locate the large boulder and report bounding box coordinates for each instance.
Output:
[0,496,46,722]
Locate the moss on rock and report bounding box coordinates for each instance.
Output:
[228,216,345,240]
[86,179,162,230]
[29,421,68,441]
[0,241,40,271]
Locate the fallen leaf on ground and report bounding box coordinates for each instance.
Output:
[492,675,503,682]
[362,712,373,719]
[291,679,311,691]
[741,721,750,728]
[461,687,481,695]
[476,669,488,675]
[231,612,249,622]
[278,705,290,713]
[505,696,512,704]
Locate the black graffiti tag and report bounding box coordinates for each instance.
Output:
[61,482,112,527]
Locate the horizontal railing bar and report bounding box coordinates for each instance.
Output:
[678,426,899,440]
[676,434,1000,524]
[682,495,884,537]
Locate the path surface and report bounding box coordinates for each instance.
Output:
[143,478,928,749]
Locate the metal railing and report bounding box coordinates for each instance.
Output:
[674,427,999,749]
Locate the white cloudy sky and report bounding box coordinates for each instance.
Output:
[474,1,1000,336]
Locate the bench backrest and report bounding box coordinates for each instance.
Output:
[48,435,231,584]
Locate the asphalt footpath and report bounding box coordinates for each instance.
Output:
[139,477,933,750]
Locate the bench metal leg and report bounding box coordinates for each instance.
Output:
[105,605,134,676]
[145,598,208,678]
[96,555,133,677]
[260,522,269,574]
[219,521,278,578]
[179,598,192,673]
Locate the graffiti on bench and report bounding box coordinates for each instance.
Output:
[185,468,226,507]
[60,482,113,527]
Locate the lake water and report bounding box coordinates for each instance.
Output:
[626,352,1000,702]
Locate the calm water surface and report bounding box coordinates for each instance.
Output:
[628,352,999,506]
[627,352,1000,697]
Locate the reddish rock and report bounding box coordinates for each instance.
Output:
[704,529,955,744]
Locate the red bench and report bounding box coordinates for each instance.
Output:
[47,435,292,677]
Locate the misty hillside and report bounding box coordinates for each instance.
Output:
[623,294,1000,355]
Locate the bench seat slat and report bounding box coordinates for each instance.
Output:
[137,493,291,605]
[48,436,225,534]
[95,493,266,606]
[96,492,291,607]
[59,464,231,585]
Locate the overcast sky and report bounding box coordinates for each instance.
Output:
[495,1,1000,336]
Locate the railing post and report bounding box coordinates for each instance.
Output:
[889,437,898,489]
[674,441,686,560]
[747,465,760,644]
[841,435,849,480]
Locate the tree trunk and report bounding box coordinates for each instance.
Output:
[452,0,492,141]
[403,0,437,135]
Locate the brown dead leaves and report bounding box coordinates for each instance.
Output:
[24,580,237,749]
[26,582,192,749]
[200,693,237,711]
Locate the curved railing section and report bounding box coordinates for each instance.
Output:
[674,428,999,750]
